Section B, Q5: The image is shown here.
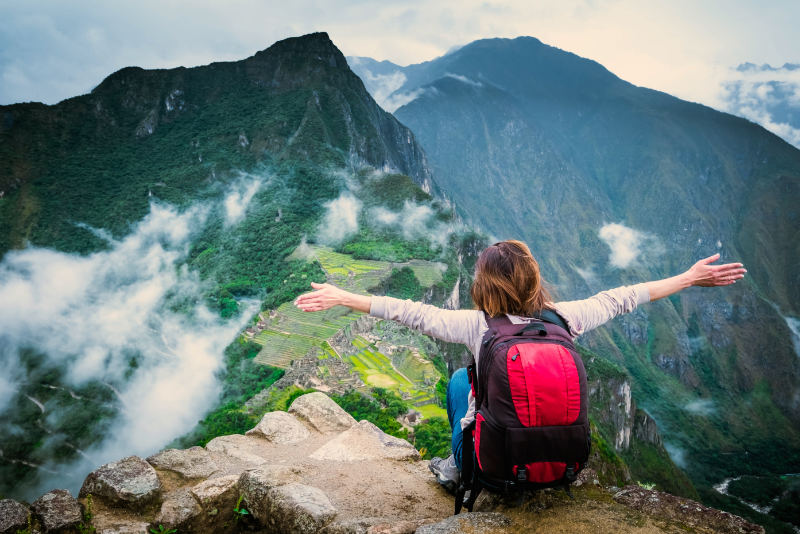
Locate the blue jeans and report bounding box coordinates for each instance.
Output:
[447,367,471,470]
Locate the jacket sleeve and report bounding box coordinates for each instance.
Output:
[369,296,484,346]
[552,283,650,337]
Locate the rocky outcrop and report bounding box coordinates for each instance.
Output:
[11,392,763,534]
[288,391,358,433]
[613,485,764,534]
[79,455,162,510]
[246,410,311,444]
[31,489,83,532]
[0,499,29,534]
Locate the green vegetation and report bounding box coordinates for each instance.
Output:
[374,267,425,300]
[333,388,407,439]
[233,494,250,523]
[413,417,451,460]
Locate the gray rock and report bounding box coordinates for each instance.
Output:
[323,516,430,534]
[146,446,218,479]
[91,514,149,534]
[189,475,240,532]
[289,392,356,433]
[191,474,239,506]
[0,499,30,534]
[205,434,268,466]
[254,483,337,533]
[414,512,512,534]
[79,456,162,510]
[311,420,419,462]
[246,410,311,444]
[31,489,82,533]
[155,488,201,529]
[239,464,301,519]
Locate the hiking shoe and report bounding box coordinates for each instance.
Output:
[429,455,460,493]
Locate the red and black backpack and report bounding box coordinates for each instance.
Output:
[455,309,591,514]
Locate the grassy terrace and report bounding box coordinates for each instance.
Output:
[253,243,446,418]
[348,336,446,418]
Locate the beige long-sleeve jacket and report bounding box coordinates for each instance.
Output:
[369,283,650,429]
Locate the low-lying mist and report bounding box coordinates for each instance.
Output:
[0,178,263,500]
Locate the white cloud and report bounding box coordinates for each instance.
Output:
[664,442,688,469]
[2,0,798,123]
[370,200,454,248]
[598,222,661,269]
[684,398,716,416]
[383,88,432,113]
[316,193,362,244]
[223,175,262,226]
[0,199,257,499]
[444,72,482,87]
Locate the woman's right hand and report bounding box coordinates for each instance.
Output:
[294,282,372,313]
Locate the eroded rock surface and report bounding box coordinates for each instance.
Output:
[155,488,201,529]
[246,410,311,444]
[79,456,161,509]
[31,489,82,532]
[613,485,765,534]
[289,391,357,433]
[147,446,218,479]
[0,499,30,534]
[259,483,337,533]
[311,420,420,462]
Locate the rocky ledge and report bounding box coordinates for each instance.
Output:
[0,392,764,533]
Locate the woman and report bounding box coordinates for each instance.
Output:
[294,240,745,491]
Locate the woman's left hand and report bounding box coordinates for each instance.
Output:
[685,253,746,287]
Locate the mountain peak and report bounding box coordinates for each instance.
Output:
[251,31,346,69]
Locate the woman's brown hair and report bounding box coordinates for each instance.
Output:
[470,240,552,317]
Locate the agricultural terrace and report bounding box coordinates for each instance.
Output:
[348,336,446,419]
[253,243,447,418]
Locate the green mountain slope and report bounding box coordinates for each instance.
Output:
[0,32,446,501]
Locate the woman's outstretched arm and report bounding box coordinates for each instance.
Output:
[294,282,484,347]
[553,253,746,337]
[645,253,746,301]
[294,282,371,312]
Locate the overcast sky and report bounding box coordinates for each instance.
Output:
[1,0,798,139]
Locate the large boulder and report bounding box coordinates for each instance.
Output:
[31,489,82,533]
[246,410,311,444]
[310,420,419,462]
[154,488,201,529]
[146,446,218,479]
[79,456,162,510]
[188,475,241,533]
[205,434,269,466]
[0,499,30,534]
[289,392,356,433]
[255,483,337,533]
[239,464,301,519]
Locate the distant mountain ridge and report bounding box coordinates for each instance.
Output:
[349,36,800,530]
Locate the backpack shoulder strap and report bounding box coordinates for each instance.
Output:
[538,308,570,333]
